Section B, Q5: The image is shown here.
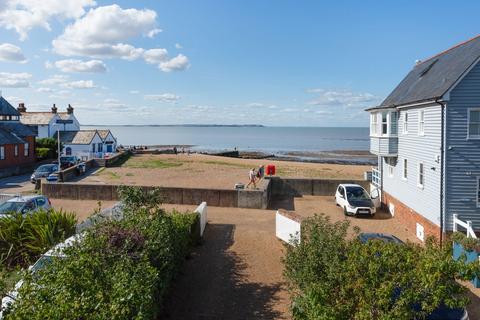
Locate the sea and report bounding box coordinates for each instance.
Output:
[83,126,370,155]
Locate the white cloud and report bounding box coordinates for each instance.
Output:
[144,93,180,102]
[175,43,182,49]
[147,28,162,38]
[0,0,96,40]
[0,71,31,87]
[143,48,168,64]
[38,75,69,85]
[0,43,27,62]
[307,88,378,107]
[50,59,107,73]
[62,80,95,89]
[129,90,139,94]
[36,87,53,93]
[5,95,23,104]
[52,5,158,60]
[159,54,189,72]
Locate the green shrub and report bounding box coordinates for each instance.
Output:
[35,147,51,159]
[35,138,61,159]
[0,209,77,268]
[4,187,198,319]
[450,231,480,251]
[283,214,480,320]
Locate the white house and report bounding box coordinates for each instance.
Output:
[59,130,104,161]
[97,129,117,153]
[19,104,80,139]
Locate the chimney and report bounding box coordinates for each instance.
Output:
[51,104,57,113]
[17,103,26,113]
[67,104,74,115]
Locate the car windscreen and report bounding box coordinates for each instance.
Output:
[36,165,54,173]
[30,255,54,273]
[0,201,24,213]
[346,187,370,201]
[60,157,76,163]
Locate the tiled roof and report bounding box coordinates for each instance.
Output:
[0,97,20,116]
[0,122,35,144]
[60,130,98,145]
[97,129,110,140]
[0,127,25,144]
[20,112,56,125]
[368,35,480,110]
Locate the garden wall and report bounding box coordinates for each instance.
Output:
[276,209,302,245]
[267,177,369,197]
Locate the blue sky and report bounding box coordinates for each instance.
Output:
[0,0,479,126]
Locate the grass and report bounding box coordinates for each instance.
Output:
[106,172,121,179]
[123,157,184,169]
[200,160,251,169]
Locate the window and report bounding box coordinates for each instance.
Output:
[403,112,409,134]
[418,162,424,188]
[468,109,480,139]
[370,113,378,135]
[403,159,408,180]
[381,112,388,135]
[91,144,96,153]
[388,165,394,177]
[391,112,398,135]
[24,143,29,156]
[98,143,103,152]
[0,146,4,160]
[419,110,425,135]
[14,145,18,157]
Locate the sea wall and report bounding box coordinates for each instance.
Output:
[267,177,369,197]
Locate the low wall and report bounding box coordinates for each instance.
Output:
[93,150,131,167]
[276,209,302,245]
[194,202,208,236]
[268,177,369,197]
[59,159,95,182]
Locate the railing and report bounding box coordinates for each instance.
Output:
[453,214,477,239]
[372,167,381,188]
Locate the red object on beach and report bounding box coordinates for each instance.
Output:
[266,164,275,176]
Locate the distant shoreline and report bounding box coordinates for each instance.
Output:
[83,124,369,128]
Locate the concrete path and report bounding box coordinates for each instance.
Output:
[162,206,290,320]
[0,174,35,194]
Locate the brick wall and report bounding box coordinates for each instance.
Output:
[0,136,36,169]
[383,191,441,240]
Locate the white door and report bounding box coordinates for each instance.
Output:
[370,188,381,208]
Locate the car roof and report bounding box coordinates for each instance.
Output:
[339,184,364,188]
[7,195,45,202]
[358,233,404,244]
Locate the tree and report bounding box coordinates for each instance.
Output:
[283,214,480,320]
[35,137,62,159]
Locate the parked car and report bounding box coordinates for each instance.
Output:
[0,195,51,218]
[335,184,380,216]
[30,164,59,184]
[0,235,81,318]
[59,156,80,170]
[358,233,469,320]
[358,232,404,244]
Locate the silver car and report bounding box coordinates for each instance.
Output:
[0,195,51,218]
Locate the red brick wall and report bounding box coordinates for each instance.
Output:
[0,136,36,169]
[383,191,441,241]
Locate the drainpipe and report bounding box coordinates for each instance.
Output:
[437,98,446,246]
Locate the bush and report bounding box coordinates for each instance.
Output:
[0,210,77,268]
[4,187,198,319]
[283,214,480,320]
[35,138,61,159]
[450,231,480,252]
[35,147,51,159]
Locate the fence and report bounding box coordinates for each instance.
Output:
[371,167,381,188]
[453,214,477,239]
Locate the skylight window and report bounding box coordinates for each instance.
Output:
[419,59,438,77]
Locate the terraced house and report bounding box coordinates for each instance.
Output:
[0,96,36,173]
[367,35,480,241]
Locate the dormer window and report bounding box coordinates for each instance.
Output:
[370,110,398,137]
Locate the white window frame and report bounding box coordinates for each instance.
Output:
[467,108,480,139]
[388,164,394,177]
[390,111,398,136]
[14,145,18,157]
[0,146,4,160]
[381,112,388,136]
[402,158,408,180]
[403,112,409,134]
[370,113,378,136]
[477,177,480,208]
[24,143,29,157]
[418,162,424,189]
[418,110,425,136]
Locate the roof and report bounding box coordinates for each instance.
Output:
[0,121,35,144]
[97,129,111,140]
[60,130,98,145]
[368,35,480,111]
[20,112,70,125]
[0,127,25,144]
[0,97,20,116]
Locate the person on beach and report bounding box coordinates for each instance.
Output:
[257,165,265,181]
[247,168,257,189]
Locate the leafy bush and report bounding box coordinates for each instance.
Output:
[35,138,61,159]
[4,187,198,319]
[283,214,480,320]
[450,231,480,252]
[0,210,77,268]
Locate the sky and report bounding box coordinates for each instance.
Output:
[0,1,479,127]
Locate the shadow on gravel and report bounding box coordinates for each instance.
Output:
[162,223,284,320]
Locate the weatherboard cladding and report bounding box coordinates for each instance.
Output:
[381,103,442,227]
[373,35,480,109]
[445,62,480,230]
[369,136,398,155]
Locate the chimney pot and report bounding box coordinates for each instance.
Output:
[67,104,74,114]
[51,104,57,113]
[17,103,26,113]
